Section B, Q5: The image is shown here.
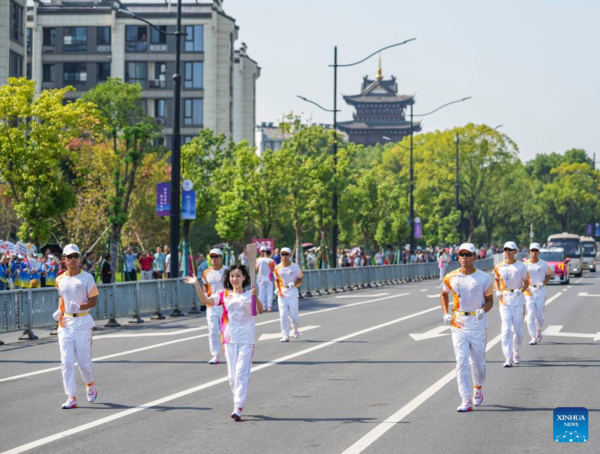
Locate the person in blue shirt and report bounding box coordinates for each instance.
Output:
[273,248,281,265]
[196,253,208,276]
[124,247,138,281]
[0,253,9,290]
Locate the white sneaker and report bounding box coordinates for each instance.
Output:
[293,329,300,339]
[61,397,78,409]
[529,339,537,345]
[208,356,220,364]
[280,336,289,343]
[473,388,483,406]
[503,359,513,367]
[231,407,243,421]
[536,332,543,343]
[513,353,521,364]
[457,401,473,412]
[86,383,97,402]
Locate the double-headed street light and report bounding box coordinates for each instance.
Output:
[119,3,184,282]
[298,38,416,267]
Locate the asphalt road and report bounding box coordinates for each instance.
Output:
[1,271,599,454]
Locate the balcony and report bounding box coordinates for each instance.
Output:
[97,45,111,53]
[126,41,147,52]
[41,82,55,90]
[149,79,166,89]
[150,44,168,53]
[42,45,55,53]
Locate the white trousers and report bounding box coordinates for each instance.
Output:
[207,305,223,357]
[499,304,524,360]
[525,289,546,339]
[439,265,447,281]
[278,291,299,336]
[224,343,254,409]
[451,327,487,402]
[258,280,274,310]
[58,327,94,398]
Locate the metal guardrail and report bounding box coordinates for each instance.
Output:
[0,257,493,340]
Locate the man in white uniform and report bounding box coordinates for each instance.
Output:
[494,241,529,367]
[256,246,275,312]
[53,244,99,409]
[202,248,228,364]
[524,243,551,345]
[441,243,494,412]
[273,247,303,342]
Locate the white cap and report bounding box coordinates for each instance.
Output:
[63,244,80,256]
[503,241,518,250]
[281,247,292,254]
[458,243,477,253]
[17,254,25,259]
[529,243,541,251]
[259,246,267,252]
[209,248,223,256]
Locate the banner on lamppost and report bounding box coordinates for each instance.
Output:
[156,183,171,217]
[595,223,600,237]
[587,223,593,236]
[414,217,423,239]
[181,190,197,220]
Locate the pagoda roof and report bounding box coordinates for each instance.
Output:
[343,94,415,104]
[337,120,421,131]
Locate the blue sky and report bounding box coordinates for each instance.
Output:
[223,0,599,162]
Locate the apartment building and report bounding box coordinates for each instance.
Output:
[25,0,260,145]
[0,0,27,84]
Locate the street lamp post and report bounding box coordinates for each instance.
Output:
[119,3,184,287]
[299,38,416,267]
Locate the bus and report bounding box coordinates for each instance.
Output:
[547,233,582,277]
[580,236,596,272]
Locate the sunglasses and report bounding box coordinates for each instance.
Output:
[209,255,221,259]
[530,249,539,252]
[281,253,290,256]
[503,248,515,252]
[458,252,475,257]
[65,254,80,259]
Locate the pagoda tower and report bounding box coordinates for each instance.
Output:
[337,57,420,146]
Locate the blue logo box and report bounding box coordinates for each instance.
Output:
[554,407,588,443]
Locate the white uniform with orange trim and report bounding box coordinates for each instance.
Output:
[443,268,493,403]
[211,290,255,411]
[256,257,275,310]
[274,262,303,337]
[524,258,550,341]
[55,271,99,399]
[202,266,228,357]
[494,260,529,361]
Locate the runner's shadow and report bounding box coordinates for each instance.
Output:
[0,359,60,364]
[478,405,600,412]
[246,414,382,423]
[83,402,212,412]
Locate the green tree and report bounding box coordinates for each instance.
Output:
[0,78,99,243]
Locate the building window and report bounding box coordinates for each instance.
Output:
[43,64,55,82]
[184,62,203,89]
[97,63,111,82]
[26,28,32,55]
[10,2,24,43]
[43,28,56,47]
[151,26,167,44]
[9,52,23,77]
[97,27,111,45]
[63,27,87,52]
[126,25,148,52]
[184,99,203,126]
[184,25,203,52]
[63,62,88,85]
[26,63,31,79]
[155,99,166,119]
[183,136,194,144]
[125,62,148,88]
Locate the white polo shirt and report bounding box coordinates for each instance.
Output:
[202,266,228,296]
[256,257,275,283]
[273,262,303,297]
[524,259,550,286]
[55,271,99,330]
[494,260,530,306]
[211,290,255,345]
[443,268,493,329]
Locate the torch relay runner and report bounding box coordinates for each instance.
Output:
[441,243,494,412]
[184,264,263,421]
[52,244,99,409]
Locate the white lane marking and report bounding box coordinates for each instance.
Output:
[2,304,442,454]
[562,289,568,292]
[95,327,206,339]
[342,332,503,454]
[259,325,320,341]
[567,286,572,289]
[335,293,389,298]
[426,295,440,298]
[578,292,600,297]
[0,293,409,383]
[420,289,428,292]
[341,290,564,454]
[542,326,600,341]
[409,325,451,341]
